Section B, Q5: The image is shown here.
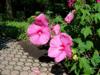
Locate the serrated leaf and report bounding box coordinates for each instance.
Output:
[53,16,63,23]
[70,63,77,72]
[91,50,100,66]
[97,28,100,37]
[81,26,92,38]
[73,38,82,44]
[79,57,94,74]
[85,41,94,50]
[94,3,100,12]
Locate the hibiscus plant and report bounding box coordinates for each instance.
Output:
[27,0,100,75]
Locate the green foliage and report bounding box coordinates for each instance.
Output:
[97,28,100,37]
[0,21,29,40]
[79,57,94,74]
[81,26,92,38]
[91,50,100,67]
[27,16,35,24]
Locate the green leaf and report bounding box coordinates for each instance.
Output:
[91,50,100,67]
[81,26,92,38]
[70,63,77,72]
[53,16,63,23]
[97,28,100,37]
[85,41,94,50]
[79,57,94,74]
[94,3,100,12]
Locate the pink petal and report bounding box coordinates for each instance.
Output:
[29,34,40,45]
[55,51,67,62]
[60,33,73,46]
[52,24,61,35]
[50,35,62,47]
[48,47,61,58]
[35,13,49,27]
[96,0,100,2]
[27,24,41,36]
[64,12,74,24]
[65,46,72,58]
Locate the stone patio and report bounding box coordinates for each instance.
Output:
[0,37,66,75]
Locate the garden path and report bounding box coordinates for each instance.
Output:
[0,37,66,75]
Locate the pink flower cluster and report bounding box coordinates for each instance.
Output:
[27,13,73,63]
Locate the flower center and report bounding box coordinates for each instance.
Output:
[37,30,42,35]
[59,44,65,51]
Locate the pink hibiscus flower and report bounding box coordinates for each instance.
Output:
[68,0,76,8]
[34,13,49,27]
[27,24,50,46]
[96,0,100,2]
[48,33,73,63]
[51,24,61,36]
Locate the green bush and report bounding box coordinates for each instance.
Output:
[0,21,29,40]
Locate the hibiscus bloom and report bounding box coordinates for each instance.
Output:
[51,24,61,37]
[27,24,50,46]
[34,13,49,27]
[48,33,73,62]
[68,0,76,8]
[96,0,100,2]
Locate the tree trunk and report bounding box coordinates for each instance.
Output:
[6,0,13,19]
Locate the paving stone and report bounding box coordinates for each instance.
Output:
[34,59,39,63]
[1,61,8,65]
[9,61,16,65]
[23,66,30,71]
[5,65,13,70]
[27,59,33,63]
[5,57,12,61]
[20,71,29,75]
[1,54,8,57]
[1,70,10,75]
[20,58,26,62]
[40,67,48,72]
[23,52,29,56]
[14,66,22,71]
[12,58,19,62]
[8,54,14,58]
[22,55,27,59]
[41,63,48,67]
[33,63,40,67]
[15,54,21,58]
[17,62,24,66]
[0,56,4,60]
[41,72,47,75]
[28,56,33,59]
[17,52,23,55]
[0,65,5,69]
[11,70,19,75]
[25,62,32,66]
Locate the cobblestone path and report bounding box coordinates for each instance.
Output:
[0,38,66,75]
